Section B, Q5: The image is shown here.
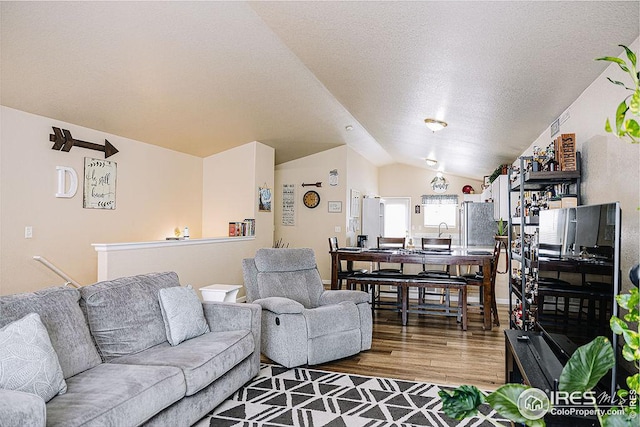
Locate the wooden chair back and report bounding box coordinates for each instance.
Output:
[328,236,339,253]
[421,237,452,274]
[377,237,406,249]
[376,237,406,272]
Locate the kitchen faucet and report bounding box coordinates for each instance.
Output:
[438,222,449,237]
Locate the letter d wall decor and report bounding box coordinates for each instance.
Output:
[55,166,78,198]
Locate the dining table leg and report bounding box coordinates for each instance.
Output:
[330,252,339,290]
[401,283,409,326]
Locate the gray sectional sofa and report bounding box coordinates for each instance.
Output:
[0,272,261,427]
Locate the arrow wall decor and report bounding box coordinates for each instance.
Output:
[49,127,119,158]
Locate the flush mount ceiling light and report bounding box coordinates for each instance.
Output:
[424,118,448,132]
[425,158,438,167]
[345,125,354,131]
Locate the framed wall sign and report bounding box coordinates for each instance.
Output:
[83,157,116,209]
[259,185,272,212]
[282,184,295,225]
[328,201,342,213]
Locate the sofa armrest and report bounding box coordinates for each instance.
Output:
[201,301,262,375]
[202,301,261,335]
[319,290,370,306]
[0,389,46,427]
[253,297,304,314]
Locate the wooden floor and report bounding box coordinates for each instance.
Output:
[263,302,510,391]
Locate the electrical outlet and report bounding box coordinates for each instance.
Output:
[334,226,341,233]
[25,226,33,239]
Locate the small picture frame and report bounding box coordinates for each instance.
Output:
[328,201,342,213]
[483,175,490,186]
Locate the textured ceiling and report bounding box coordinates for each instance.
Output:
[1,1,638,179]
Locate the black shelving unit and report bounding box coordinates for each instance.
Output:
[507,153,582,330]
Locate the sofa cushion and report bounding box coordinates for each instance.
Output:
[80,272,180,361]
[158,285,210,346]
[0,287,101,379]
[0,313,67,402]
[109,329,254,396]
[45,363,185,427]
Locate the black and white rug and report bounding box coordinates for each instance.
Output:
[195,364,509,426]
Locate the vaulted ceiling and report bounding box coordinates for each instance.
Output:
[1,1,638,179]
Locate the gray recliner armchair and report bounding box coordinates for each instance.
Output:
[242,248,372,368]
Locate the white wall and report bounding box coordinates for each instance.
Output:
[345,147,380,246]
[275,146,351,279]
[378,164,483,243]
[520,38,640,288]
[202,142,258,238]
[0,107,203,294]
[95,141,275,297]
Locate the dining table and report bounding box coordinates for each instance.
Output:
[330,246,496,330]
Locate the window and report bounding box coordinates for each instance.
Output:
[422,195,458,227]
[382,197,410,238]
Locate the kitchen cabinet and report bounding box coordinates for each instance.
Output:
[491,175,509,221]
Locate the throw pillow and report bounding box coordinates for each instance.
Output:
[158,285,210,346]
[0,313,67,402]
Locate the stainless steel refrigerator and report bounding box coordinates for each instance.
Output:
[361,198,384,248]
[459,202,497,247]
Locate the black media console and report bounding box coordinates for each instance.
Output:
[504,330,598,427]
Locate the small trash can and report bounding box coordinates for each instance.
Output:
[200,284,242,302]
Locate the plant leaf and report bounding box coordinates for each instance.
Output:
[620,44,637,68]
[625,119,640,138]
[616,100,629,133]
[610,316,627,335]
[605,117,613,133]
[630,89,640,116]
[621,344,635,362]
[627,373,640,394]
[559,336,615,392]
[616,293,632,310]
[485,384,533,424]
[596,56,630,73]
[602,413,638,427]
[607,77,628,87]
[438,385,485,420]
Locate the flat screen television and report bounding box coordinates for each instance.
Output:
[536,202,625,399]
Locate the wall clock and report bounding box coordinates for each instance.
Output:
[303,190,321,209]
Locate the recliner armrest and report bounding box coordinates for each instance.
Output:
[0,389,46,427]
[319,290,369,306]
[253,297,305,314]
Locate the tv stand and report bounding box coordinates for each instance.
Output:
[504,330,563,390]
[504,330,599,426]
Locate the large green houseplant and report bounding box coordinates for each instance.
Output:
[439,284,639,426]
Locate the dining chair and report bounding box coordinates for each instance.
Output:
[373,237,406,274]
[417,237,452,304]
[418,237,452,277]
[463,239,501,326]
[367,236,406,311]
[328,237,367,289]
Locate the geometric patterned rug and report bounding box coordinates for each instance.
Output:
[194,364,510,426]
